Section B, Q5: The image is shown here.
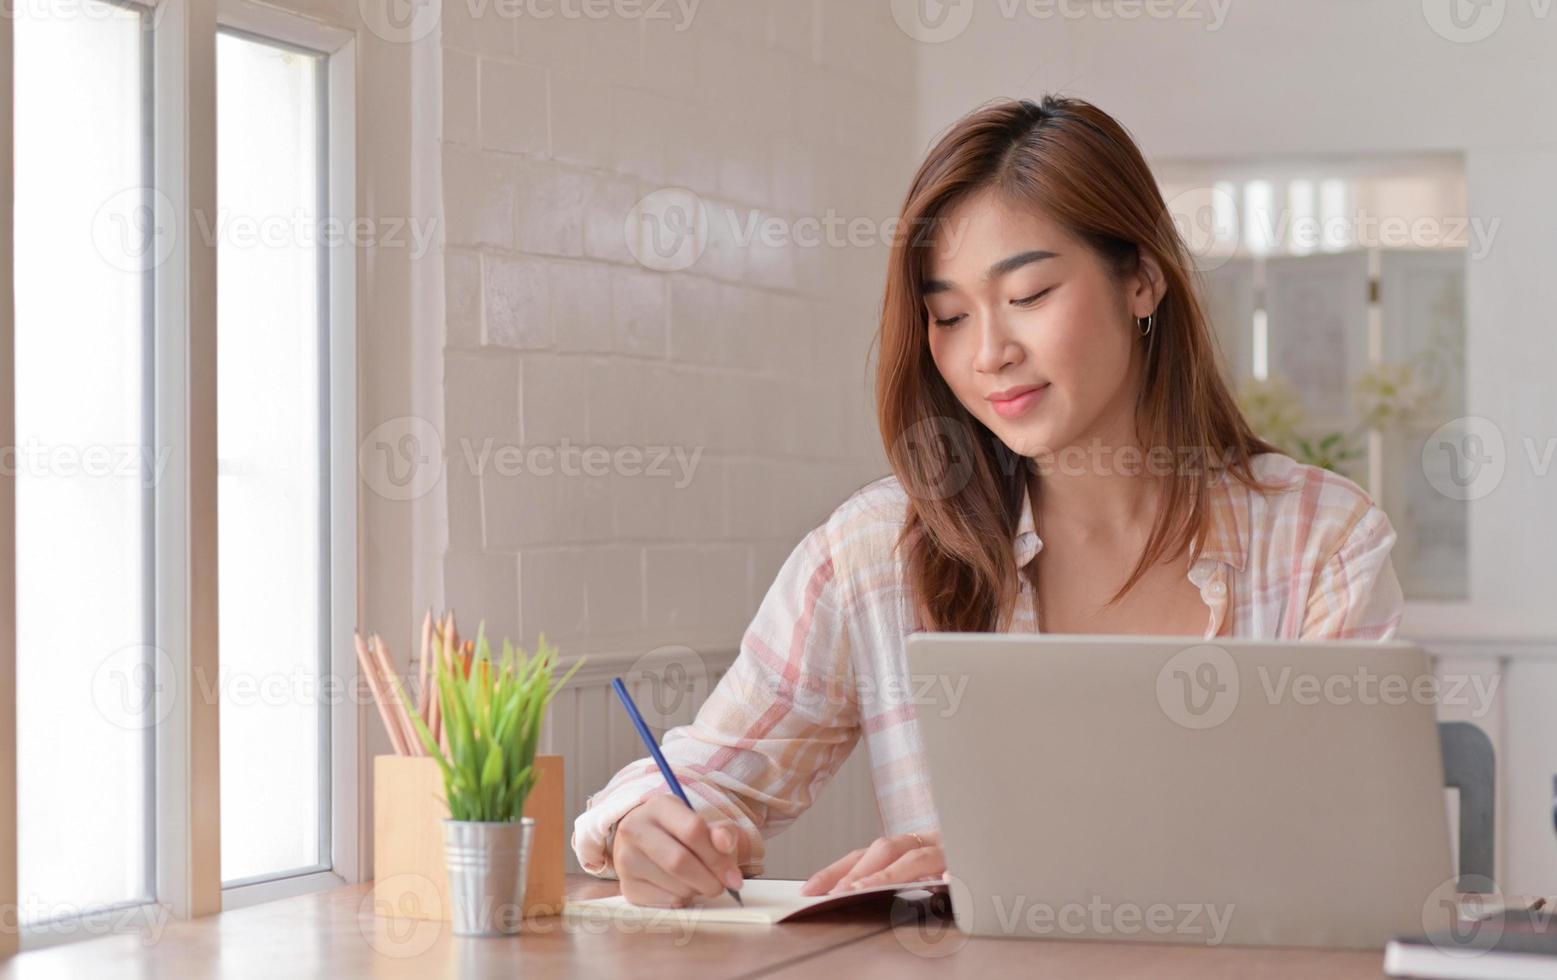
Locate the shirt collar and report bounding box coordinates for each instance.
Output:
[1011,469,1249,572]
[1012,481,1041,569]
[1193,468,1250,572]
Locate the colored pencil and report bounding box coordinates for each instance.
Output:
[429,615,446,754]
[416,608,433,725]
[355,630,411,756]
[371,633,419,756]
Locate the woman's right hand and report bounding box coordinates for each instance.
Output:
[610,795,745,907]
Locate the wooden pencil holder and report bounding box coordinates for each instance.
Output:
[373,753,567,920]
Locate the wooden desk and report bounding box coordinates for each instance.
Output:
[0,875,1391,979]
[0,875,894,979]
[763,914,1389,980]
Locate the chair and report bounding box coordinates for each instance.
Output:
[1438,720,1495,892]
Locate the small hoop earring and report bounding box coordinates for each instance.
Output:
[1138,312,1155,337]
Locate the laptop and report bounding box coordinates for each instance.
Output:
[906,633,1456,949]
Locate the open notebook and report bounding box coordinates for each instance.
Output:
[562,877,948,925]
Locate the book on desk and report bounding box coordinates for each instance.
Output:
[563,877,948,926]
[1385,905,1557,979]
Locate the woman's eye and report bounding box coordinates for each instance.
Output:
[929,289,1049,327]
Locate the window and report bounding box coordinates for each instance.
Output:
[215,29,330,887]
[14,0,155,926]
[8,0,359,944]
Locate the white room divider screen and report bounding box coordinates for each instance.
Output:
[1196,246,1469,600]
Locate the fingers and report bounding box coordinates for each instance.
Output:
[844,845,944,891]
[831,834,920,893]
[709,822,739,857]
[614,825,701,902]
[659,803,744,893]
[612,796,745,907]
[629,821,727,899]
[708,822,746,889]
[618,875,694,909]
[800,846,866,896]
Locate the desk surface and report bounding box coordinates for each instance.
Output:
[0,875,1390,979]
[763,918,1388,980]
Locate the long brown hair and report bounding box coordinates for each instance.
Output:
[875,94,1282,633]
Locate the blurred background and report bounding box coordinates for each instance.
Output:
[8,0,1554,942]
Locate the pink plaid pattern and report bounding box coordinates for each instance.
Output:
[572,452,1404,877]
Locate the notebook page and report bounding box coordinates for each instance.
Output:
[562,877,947,926]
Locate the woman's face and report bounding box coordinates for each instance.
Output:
[923,190,1163,460]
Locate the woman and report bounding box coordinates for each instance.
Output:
[572,95,1404,908]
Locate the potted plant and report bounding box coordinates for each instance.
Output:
[393,624,581,936]
[1236,363,1435,479]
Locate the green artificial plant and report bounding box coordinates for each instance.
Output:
[393,624,583,823]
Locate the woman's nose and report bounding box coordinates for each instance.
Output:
[972,312,1021,374]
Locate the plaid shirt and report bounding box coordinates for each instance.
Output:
[572,452,1405,877]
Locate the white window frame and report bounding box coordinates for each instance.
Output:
[208,0,360,914]
[2,0,362,947]
[0,5,16,959]
[10,0,164,949]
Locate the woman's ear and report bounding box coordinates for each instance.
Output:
[1132,246,1168,316]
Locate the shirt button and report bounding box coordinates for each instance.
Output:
[1208,581,1226,596]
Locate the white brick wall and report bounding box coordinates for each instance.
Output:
[435,0,920,873]
[438,0,916,659]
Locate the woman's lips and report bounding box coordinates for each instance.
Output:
[988,383,1050,420]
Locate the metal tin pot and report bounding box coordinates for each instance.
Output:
[442,816,535,936]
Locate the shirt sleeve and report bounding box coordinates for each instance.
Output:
[570,523,861,879]
[1300,502,1405,640]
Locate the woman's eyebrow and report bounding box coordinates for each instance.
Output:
[922,249,1059,294]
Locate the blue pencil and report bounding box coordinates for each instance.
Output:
[610,676,743,906]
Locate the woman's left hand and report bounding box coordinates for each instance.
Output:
[799,830,946,896]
